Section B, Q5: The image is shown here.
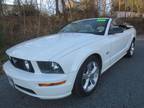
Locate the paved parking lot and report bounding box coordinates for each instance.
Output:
[0,40,144,108]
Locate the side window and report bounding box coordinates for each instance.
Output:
[108,24,115,35]
[108,24,124,35]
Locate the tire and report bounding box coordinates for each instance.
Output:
[126,40,135,57]
[72,56,101,97]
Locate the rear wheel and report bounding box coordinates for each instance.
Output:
[126,40,135,57]
[73,56,101,96]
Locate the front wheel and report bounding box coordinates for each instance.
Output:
[126,40,135,57]
[73,56,101,96]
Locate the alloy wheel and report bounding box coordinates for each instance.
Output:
[82,61,99,92]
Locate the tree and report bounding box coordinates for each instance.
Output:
[102,0,106,16]
[80,0,98,17]
[112,0,144,13]
[0,0,4,16]
[13,0,22,16]
[55,0,60,15]
[61,0,68,22]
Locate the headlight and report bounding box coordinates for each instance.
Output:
[37,61,64,74]
[23,60,34,72]
[24,60,30,70]
[9,56,34,73]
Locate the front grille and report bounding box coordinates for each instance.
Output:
[9,57,34,73]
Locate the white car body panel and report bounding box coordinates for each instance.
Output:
[3,18,136,99]
[6,33,100,61]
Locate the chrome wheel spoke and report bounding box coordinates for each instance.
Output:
[82,61,99,92]
[90,64,97,75]
[90,79,95,85]
[130,43,135,55]
[83,78,90,90]
[82,74,89,80]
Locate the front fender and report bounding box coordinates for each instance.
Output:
[57,45,104,75]
[55,46,104,90]
[71,48,103,75]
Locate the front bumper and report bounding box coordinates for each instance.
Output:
[3,61,74,99]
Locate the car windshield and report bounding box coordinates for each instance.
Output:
[60,18,109,35]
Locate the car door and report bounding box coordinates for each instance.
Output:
[122,29,133,50]
[108,24,128,65]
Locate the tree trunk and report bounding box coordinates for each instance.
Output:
[0,0,4,16]
[55,0,60,15]
[61,0,68,23]
[119,0,121,11]
[91,0,98,17]
[23,1,26,36]
[102,0,106,16]
[124,0,127,19]
[37,0,41,35]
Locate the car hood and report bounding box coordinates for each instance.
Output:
[6,33,101,61]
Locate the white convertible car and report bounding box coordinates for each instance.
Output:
[3,18,136,99]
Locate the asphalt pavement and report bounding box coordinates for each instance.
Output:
[0,40,144,108]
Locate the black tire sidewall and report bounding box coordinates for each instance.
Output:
[127,40,135,57]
